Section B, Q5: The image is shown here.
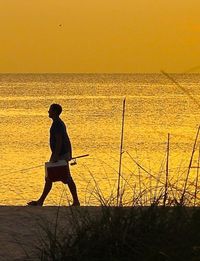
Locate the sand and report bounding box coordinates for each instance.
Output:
[0,206,99,261]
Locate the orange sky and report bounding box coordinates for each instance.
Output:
[0,0,200,73]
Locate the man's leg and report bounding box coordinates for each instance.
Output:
[67,177,80,206]
[37,178,53,205]
[64,162,80,206]
[27,178,52,206]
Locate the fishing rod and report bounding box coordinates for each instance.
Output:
[4,154,89,175]
[70,154,89,165]
[0,154,89,205]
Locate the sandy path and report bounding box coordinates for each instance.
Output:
[0,206,98,261]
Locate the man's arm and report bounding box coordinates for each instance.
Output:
[51,133,62,162]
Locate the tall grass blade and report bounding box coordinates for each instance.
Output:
[117,97,126,206]
[164,133,170,206]
[194,145,200,206]
[181,125,200,204]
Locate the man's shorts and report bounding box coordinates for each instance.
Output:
[46,153,72,184]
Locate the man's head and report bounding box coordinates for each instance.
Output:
[48,104,62,119]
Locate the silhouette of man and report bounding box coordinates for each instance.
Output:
[28,104,80,206]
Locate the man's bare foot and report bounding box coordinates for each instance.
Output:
[27,200,43,206]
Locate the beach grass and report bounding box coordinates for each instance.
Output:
[35,205,200,261]
[35,153,200,260]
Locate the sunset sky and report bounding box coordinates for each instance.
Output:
[0,0,200,73]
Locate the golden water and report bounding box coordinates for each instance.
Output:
[0,73,200,205]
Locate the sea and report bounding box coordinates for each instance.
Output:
[0,73,200,206]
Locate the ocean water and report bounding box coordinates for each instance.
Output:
[0,73,200,206]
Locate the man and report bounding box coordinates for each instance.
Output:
[28,103,80,206]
